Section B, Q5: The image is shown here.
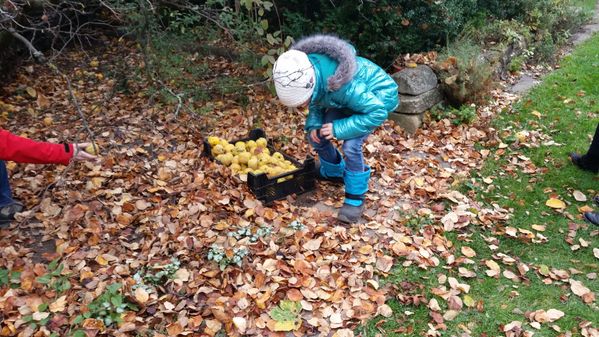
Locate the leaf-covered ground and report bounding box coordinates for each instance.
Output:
[0,35,596,337]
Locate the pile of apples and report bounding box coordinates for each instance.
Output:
[208,136,297,182]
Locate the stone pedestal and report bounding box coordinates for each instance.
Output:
[389,65,442,134]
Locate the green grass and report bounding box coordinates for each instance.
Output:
[359,30,599,337]
[573,0,597,12]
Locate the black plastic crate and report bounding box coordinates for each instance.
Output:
[202,129,316,204]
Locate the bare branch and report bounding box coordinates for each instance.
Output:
[6,27,46,63]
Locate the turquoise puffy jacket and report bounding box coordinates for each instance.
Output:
[305,53,399,140]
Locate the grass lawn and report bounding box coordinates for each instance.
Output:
[359,25,599,337]
[574,0,598,12]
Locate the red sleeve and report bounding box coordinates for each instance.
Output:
[0,129,73,165]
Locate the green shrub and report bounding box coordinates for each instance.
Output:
[433,40,494,106]
[508,55,526,73]
[279,0,478,66]
[277,0,589,66]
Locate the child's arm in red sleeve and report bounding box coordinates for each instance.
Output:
[0,129,73,165]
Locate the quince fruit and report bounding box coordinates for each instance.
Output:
[216,153,233,166]
[207,136,220,146]
[84,144,100,155]
[224,143,235,153]
[248,157,259,170]
[238,152,251,164]
[230,163,241,173]
[212,144,225,155]
[256,137,267,147]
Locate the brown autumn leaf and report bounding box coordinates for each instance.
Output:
[36,94,50,109]
[545,309,564,322]
[375,255,394,273]
[503,270,519,281]
[428,298,441,311]
[82,318,105,330]
[287,289,303,301]
[49,295,67,313]
[461,246,476,258]
[303,237,323,251]
[166,322,183,336]
[572,190,587,202]
[376,304,393,317]
[448,296,463,310]
[570,279,591,297]
[204,319,222,336]
[134,287,149,304]
[485,260,501,276]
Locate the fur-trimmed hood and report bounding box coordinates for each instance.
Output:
[291,34,357,92]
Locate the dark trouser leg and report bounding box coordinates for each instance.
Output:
[0,161,14,207]
[577,123,599,171]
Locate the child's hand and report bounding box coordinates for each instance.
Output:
[320,123,334,140]
[72,143,99,162]
[310,129,321,144]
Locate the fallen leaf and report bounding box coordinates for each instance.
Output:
[204,319,222,336]
[32,312,49,321]
[503,321,522,332]
[594,248,599,259]
[579,205,594,213]
[287,289,303,301]
[377,304,393,317]
[95,255,108,266]
[135,287,149,304]
[443,310,459,321]
[463,295,475,307]
[233,317,247,334]
[376,255,394,273]
[428,298,441,311]
[503,270,518,281]
[572,190,587,202]
[461,246,476,257]
[166,322,183,336]
[303,237,323,251]
[532,224,546,231]
[570,279,591,297]
[174,268,190,282]
[546,309,564,322]
[26,87,37,98]
[546,198,566,209]
[49,295,67,313]
[273,320,301,332]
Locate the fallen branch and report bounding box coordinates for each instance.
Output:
[6,27,45,63]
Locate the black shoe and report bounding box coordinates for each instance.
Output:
[594,195,599,207]
[583,212,599,226]
[569,152,599,173]
[0,202,24,228]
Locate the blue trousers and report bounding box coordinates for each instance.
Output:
[307,109,369,172]
[0,161,14,207]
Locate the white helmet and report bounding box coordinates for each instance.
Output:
[272,50,315,107]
